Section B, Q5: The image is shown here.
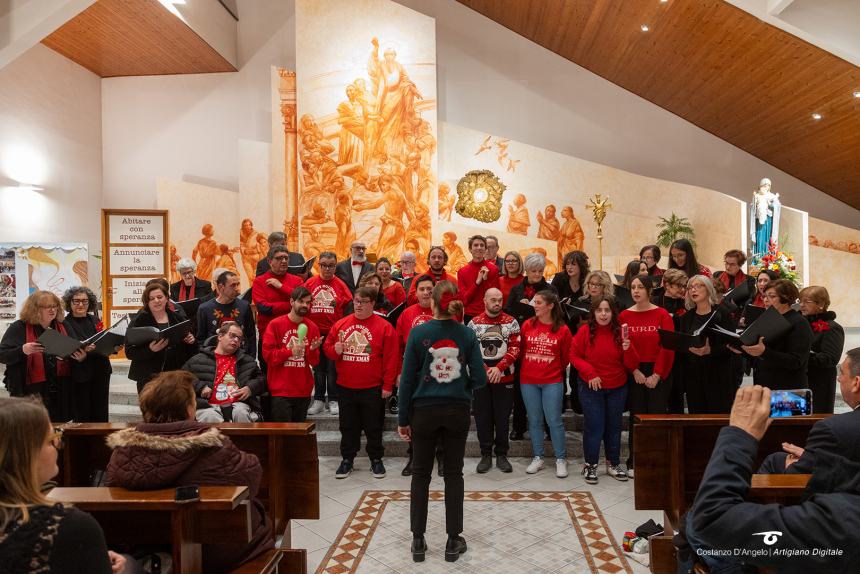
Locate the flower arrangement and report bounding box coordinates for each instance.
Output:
[753,240,798,284]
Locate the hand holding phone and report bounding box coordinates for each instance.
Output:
[769,389,813,418]
[621,323,629,340]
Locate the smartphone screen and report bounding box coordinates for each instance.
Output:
[622,323,629,339]
[769,389,813,418]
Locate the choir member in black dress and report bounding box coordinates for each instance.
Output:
[799,286,845,414]
[62,287,114,422]
[668,238,712,279]
[639,245,664,276]
[0,291,85,421]
[506,253,556,323]
[615,260,647,310]
[739,269,779,324]
[652,268,688,324]
[738,280,812,391]
[169,258,213,302]
[677,276,736,413]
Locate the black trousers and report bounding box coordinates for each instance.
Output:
[73,370,111,423]
[511,372,528,434]
[338,384,385,461]
[410,403,470,537]
[626,363,671,468]
[313,334,338,402]
[270,396,311,422]
[473,382,514,456]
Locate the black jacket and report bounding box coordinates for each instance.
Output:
[169,277,213,302]
[754,309,813,391]
[676,306,736,414]
[692,425,860,573]
[780,407,860,474]
[335,260,375,293]
[125,308,196,385]
[181,347,265,412]
[550,271,583,302]
[0,320,70,397]
[62,314,113,384]
[805,311,845,414]
[505,278,556,325]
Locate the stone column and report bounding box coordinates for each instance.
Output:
[278,70,298,251]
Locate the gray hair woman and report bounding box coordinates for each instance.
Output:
[170,257,212,302]
[506,252,556,325]
[684,275,719,310]
[176,258,197,273]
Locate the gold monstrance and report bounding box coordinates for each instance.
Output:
[587,194,612,270]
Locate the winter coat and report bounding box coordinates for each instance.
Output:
[181,347,266,412]
[104,421,273,573]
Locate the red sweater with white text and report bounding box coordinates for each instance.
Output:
[262,315,320,397]
[324,314,399,392]
[457,260,501,317]
[252,271,303,335]
[569,324,640,389]
[519,319,572,385]
[618,307,675,381]
[303,275,351,335]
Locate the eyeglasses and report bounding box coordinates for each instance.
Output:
[504,259,518,264]
[353,299,373,306]
[320,263,336,269]
[587,282,603,288]
[224,332,244,342]
[39,305,59,310]
[50,429,64,450]
[272,256,289,262]
[71,299,89,306]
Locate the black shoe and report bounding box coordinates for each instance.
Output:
[401,457,413,476]
[476,455,492,474]
[370,459,386,478]
[335,459,353,479]
[387,395,398,414]
[445,535,467,562]
[411,535,427,562]
[496,455,513,473]
[509,430,525,441]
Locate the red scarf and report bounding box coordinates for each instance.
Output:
[719,270,746,291]
[26,322,71,385]
[178,280,195,301]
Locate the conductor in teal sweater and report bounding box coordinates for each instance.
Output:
[398,280,487,564]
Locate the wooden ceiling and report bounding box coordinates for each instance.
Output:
[457,0,860,210]
[42,0,236,77]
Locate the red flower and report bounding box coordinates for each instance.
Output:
[811,320,830,333]
[95,321,104,332]
[675,308,686,317]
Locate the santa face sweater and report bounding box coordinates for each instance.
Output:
[466,312,521,383]
[457,259,501,317]
[398,319,488,426]
[252,271,303,335]
[303,275,352,335]
[396,303,433,355]
[519,319,573,385]
[569,324,640,389]
[618,306,675,381]
[261,315,320,397]
[323,314,399,392]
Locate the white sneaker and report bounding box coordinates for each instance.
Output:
[526,457,545,474]
[307,399,325,415]
[328,401,339,416]
[556,459,568,478]
[627,466,635,479]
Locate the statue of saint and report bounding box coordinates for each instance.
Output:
[750,177,781,260]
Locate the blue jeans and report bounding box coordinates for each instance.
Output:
[578,380,628,466]
[520,382,566,459]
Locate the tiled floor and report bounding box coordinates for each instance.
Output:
[296,457,656,573]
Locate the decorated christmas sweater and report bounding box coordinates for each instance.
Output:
[398,319,487,426]
[323,314,399,392]
[618,306,675,381]
[519,318,573,385]
[457,259,501,317]
[262,315,320,397]
[396,303,434,355]
[303,275,352,335]
[466,312,521,383]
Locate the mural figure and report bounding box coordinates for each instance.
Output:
[192,224,219,281]
[304,227,328,262]
[404,203,431,264]
[337,83,366,165]
[438,182,454,221]
[475,135,492,156]
[536,204,560,241]
[301,203,332,226]
[557,206,585,265]
[334,190,357,258]
[217,244,240,276]
[352,174,413,259]
[169,245,181,283]
[750,177,781,262]
[506,194,531,236]
[443,231,468,274]
[239,219,268,285]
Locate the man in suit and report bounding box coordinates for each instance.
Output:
[255,231,307,278]
[170,258,213,302]
[486,235,505,276]
[759,346,860,474]
[336,241,374,294]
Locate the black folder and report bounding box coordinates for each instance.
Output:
[374,301,406,327]
[289,255,315,274]
[725,280,751,305]
[126,320,192,346]
[562,299,589,323]
[508,300,536,324]
[711,306,791,346]
[177,298,202,317]
[658,312,716,351]
[37,329,84,358]
[740,304,766,325]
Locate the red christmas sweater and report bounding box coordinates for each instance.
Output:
[303,275,351,335]
[406,271,458,305]
[323,314,399,392]
[262,315,320,397]
[467,312,521,383]
[618,306,675,380]
[252,271,303,335]
[396,303,433,355]
[457,259,500,317]
[383,281,406,308]
[519,319,573,385]
[569,324,640,389]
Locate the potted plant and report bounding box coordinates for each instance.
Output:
[655,213,695,248]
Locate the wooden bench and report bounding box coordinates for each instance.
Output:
[55,422,319,572]
[633,414,824,574]
[46,486,276,574]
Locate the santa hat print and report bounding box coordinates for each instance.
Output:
[430,339,458,352]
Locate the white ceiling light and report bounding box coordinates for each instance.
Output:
[641,25,650,32]
[811,113,823,120]
[853,91,860,98]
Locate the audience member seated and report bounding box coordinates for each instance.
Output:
[799,286,845,414]
[197,270,257,357]
[105,371,274,573]
[0,397,128,573]
[758,347,860,475]
[183,322,265,423]
[170,258,213,303]
[682,385,860,573]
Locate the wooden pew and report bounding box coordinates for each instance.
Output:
[55,422,318,571]
[46,486,270,574]
[633,414,823,574]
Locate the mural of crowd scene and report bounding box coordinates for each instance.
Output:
[295,0,438,263]
[437,122,745,276]
[809,216,860,254]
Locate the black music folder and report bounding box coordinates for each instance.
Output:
[658,312,716,351]
[711,306,791,346]
[126,319,192,346]
[37,329,84,358]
